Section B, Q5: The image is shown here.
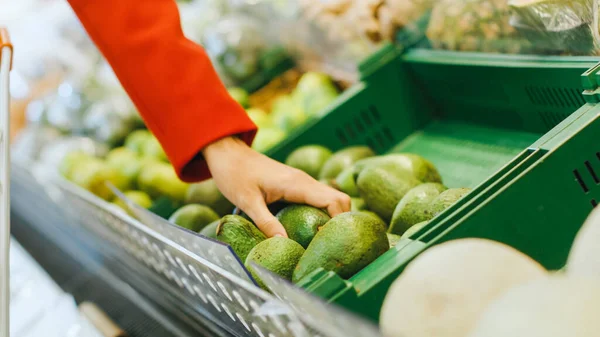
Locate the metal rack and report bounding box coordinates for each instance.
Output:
[7,155,383,337]
[0,27,13,337]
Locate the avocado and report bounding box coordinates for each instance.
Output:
[389,183,447,235]
[245,237,305,289]
[246,108,272,129]
[227,87,250,108]
[113,190,153,216]
[122,190,153,208]
[185,179,235,216]
[217,215,267,261]
[334,166,360,197]
[199,219,220,239]
[353,153,442,184]
[272,105,307,132]
[401,221,429,240]
[59,151,93,179]
[285,145,333,179]
[169,204,220,232]
[69,159,129,200]
[292,212,388,282]
[351,198,368,212]
[105,147,137,165]
[387,233,403,248]
[293,72,338,116]
[319,146,375,179]
[430,188,472,216]
[137,162,189,202]
[124,129,152,154]
[304,90,338,117]
[252,128,286,153]
[360,210,386,225]
[357,164,421,221]
[106,147,143,189]
[275,204,331,248]
[142,136,168,162]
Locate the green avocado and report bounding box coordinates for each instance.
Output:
[360,210,386,225]
[252,128,286,153]
[69,159,129,201]
[389,183,447,235]
[246,108,272,129]
[169,204,220,232]
[334,166,360,197]
[272,105,307,132]
[137,162,189,202]
[401,221,429,240]
[124,129,152,154]
[245,237,305,290]
[285,145,333,179]
[120,190,152,208]
[59,151,94,180]
[113,190,153,216]
[319,146,376,179]
[276,204,331,248]
[351,198,368,212]
[199,219,220,240]
[105,147,143,190]
[142,136,168,162]
[386,233,403,248]
[430,188,472,216]
[217,215,267,261]
[227,87,250,108]
[185,179,235,216]
[357,164,421,221]
[292,212,388,282]
[353,153,442,184]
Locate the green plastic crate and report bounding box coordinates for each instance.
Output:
[266,45,600,320]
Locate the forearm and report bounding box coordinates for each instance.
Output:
[67,0,256,182]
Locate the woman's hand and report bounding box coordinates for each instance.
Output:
[202,136,351,237]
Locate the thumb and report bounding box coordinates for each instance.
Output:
[243,196,288,238]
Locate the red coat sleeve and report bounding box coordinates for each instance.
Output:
[67,0,257,182]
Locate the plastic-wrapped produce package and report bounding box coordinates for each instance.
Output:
[509,0,596,55]
[202,12,289,88]
[426,0,532,54]
[239,0,433,83]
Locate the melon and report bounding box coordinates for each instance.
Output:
[469,275,600,337]
[380,238,547,337]
[566,206,600,279]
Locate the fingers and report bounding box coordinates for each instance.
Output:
[325,189,352,217]
[242,192,288,238]
[282,170,351,217]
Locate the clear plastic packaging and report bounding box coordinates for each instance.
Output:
[426,0,532,54]
[509,0,597,55]
[202,11,284,87]
[240,0,433,83]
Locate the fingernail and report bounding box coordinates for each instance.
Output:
[274,233,285,237]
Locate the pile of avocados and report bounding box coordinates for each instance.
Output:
[187,145,470,290]
[62,134,470,289]
[228,72,340,154]
[60,129,236,221]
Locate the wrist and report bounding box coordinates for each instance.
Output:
[202,136,249,161]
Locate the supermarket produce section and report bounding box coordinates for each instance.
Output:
[6,0,600,336]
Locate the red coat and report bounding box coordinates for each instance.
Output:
[67,0,257,182]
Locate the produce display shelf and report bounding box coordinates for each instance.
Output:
[16,43,600,337]
[265,45,600,321]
